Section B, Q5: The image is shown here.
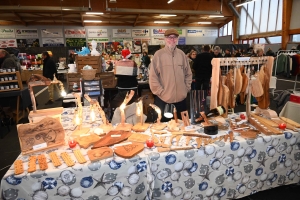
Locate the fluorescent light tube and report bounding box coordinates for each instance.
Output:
[154,21,169,23]
[86,12,104,15]
[167,0,174,4]
[84,20,102,23]
[198,22,212,24]
[236,0,257,7]
[209,15,224,18]
[160,14,177,16]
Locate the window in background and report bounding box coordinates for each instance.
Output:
[259,38,267,44]
[292,34,300,42]
[228,21,232,35]
[268,36,282,43]
[218,20,232,37]
[239,0,282,36]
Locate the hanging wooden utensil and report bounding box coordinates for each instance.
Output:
[226,69,235,108]
[217,71,224,105]
[240,67,249,104]
[250,77,264,97]
[234,66,243,95]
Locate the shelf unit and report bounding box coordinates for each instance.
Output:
[0,71,23,92]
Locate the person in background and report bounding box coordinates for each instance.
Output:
[212,46,222,58]
[234,49,242,57]
[0,49,18,69]
[68,53,75,64]
[149,28,192,122]
[141,51,151,68]
[245,47,254,57]
[111,49,138,109]
[188,50,197,90]
[254,48,265,57]
[266,48,275,57]
[42,51,61,105]
[193,45,213,90]
[223,49,232,57]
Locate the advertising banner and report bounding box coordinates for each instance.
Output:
[87,29,108,37]
[178,37,186,45]
[133,38,151,53]
[132,29,150,37]
[151,29,167,37]
[17,39,40,47]
[87,38,109,54]
[65,38,86,47]
[187,29,218,37]
[42,38,64,47]
[151,37,165,45]
[65,29,86,38]
[112,29,132,37]
[0,39,17,48]
[15,29,38,38]
[0,29,15,38]
[41,29,63,38]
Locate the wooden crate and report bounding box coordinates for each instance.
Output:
[99,72,116,88]
[76,56,102,73]
[66,73,82,91]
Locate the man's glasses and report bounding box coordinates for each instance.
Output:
[165,36,178,40]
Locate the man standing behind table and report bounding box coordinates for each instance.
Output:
[193,45,213,90]
[149,28,192,122]
[42,51,61,105]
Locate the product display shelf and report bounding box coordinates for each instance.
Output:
[0,71,23,92]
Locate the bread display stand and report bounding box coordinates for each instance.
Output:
[17,117,65,155]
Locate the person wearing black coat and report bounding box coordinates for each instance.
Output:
[42,51,61,105]
[193,45,213,90]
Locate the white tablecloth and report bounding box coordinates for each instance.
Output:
[1,108,300,200]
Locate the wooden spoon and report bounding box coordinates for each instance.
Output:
[234,66,243,95]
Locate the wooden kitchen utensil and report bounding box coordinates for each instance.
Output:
[76,134,100,149]
[92,130,132,149]
[114,142,144,158]
[234,67,243,95]
[157,146,194,153]
[87,147,113,162]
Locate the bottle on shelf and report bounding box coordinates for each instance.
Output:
[195,106,226,122]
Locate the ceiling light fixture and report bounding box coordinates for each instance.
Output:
[154,21,169,23]
[236,0,257,7]
[160,14,177,17]
[167,0,174,4]
[86,12,103,15]
[208,15,224,18]
[198,22,212,24]
[84,20,102,23]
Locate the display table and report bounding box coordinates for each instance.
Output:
[1,108,300,200]
[279,101,300,123]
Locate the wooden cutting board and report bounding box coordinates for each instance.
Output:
[114,142,144,158]
[92,130,132,149]
[17,117,65,154]
[87,147,113,162]
[76,134,100,149]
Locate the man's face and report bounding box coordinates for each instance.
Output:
[164,34,178,49]
[0,52,4,58]
[214,50,219,55]
[42,54,46,60]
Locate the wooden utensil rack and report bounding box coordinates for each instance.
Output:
[211,57,274,111]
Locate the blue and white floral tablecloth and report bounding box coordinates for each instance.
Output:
[1,108,300,200]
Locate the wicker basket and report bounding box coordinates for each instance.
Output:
[81,69,97,80]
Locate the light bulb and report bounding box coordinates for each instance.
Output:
[120,103,126,110]
[61,90,66,97]
[75,114,80,125]
[136,106,141,116]
[90,109,96,122]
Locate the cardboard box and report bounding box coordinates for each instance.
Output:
[290,93,300,104]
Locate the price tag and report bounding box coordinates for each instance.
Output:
[111,135,121,137]
[33,142,47,150]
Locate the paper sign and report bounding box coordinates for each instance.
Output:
[33,142,47,150]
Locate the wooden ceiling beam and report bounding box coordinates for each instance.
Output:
[282,0,293,50]
[12,11,27,26]
[179,15,189,27]
[133,14,140,27]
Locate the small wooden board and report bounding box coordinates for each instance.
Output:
[14,160,24,175]
[271,118,297,131]
[76,134,100,149]
[71,127,90,137]
[60,152,75,167]
[128,133,150,143]
[92,130,132,149]
[114,142,144,158]
[239,130,260,139]
[151,123,167,130]
[132,123,150,132]
[99,124,113,134]
[17,117,65,155]
[114,123,133,131]
[73,149,87,164]
[87,147,113,162]
[37,154,48,170]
